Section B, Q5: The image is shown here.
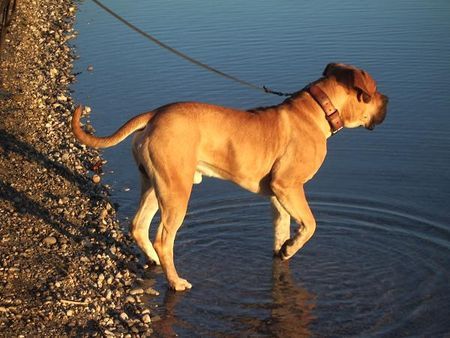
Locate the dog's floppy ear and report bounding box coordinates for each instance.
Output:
[323,63,339,77]
[323,63,377,97]
[353,69,377,97]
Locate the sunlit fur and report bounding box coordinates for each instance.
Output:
[72,63,388,291]
[318,77,388,130]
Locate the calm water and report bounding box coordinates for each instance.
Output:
[73,0,450,336]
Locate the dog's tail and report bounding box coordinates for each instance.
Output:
[72,105,154,148]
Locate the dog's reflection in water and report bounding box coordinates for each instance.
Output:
[151,261,315,337]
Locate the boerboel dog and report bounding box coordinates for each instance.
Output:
[72,63,388,291]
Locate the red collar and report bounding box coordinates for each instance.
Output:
[307,85,343,135]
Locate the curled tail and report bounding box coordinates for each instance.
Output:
[72,105,154,148]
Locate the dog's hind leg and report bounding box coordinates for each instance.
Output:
[131,174,160,265]
[151,155,195,291]
[153,180,193,291]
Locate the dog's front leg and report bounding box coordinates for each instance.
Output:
[271,196,291,256]
[271,185,316,260]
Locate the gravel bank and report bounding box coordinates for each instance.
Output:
[0,0,157,336]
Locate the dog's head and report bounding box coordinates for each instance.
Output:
[322,63,388,130]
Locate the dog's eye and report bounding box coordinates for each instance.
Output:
[357,90,371,103]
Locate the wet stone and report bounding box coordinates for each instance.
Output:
[144,287,159,296]
[129,288,144,296]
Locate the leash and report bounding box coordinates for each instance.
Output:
[90,0,293,97]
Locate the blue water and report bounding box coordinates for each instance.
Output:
[73,0,450,336]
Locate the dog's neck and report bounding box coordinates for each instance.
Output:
[281,80,345,139]
[307,84,343,135]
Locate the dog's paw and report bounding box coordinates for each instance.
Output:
[169,278,192,291]
[279,239,295,261]
[148,256,161,266]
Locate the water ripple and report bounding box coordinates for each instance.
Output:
[147,193,449,337]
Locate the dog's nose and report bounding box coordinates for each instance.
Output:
[372,94,388,127]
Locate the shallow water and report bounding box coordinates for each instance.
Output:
[73,0,450,336]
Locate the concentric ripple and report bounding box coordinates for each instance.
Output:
[146,192,449,337]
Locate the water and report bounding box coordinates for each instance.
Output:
[72,0,450,336]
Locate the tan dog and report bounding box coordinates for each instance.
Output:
[72,63,388,291]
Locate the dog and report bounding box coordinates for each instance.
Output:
[72,63,388,291]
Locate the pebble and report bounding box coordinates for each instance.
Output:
[61,153,70,161]
[104,330,114,336]
[99,208,108,220]
[129,288,144,296]
[97,273,105,287]
[42,236,57,246]
[57,95,67,102]
[49,68,58,78]
[142,314,151,324]
[144,287,159,296]
[0,0,156,334]
[125,296,135,303]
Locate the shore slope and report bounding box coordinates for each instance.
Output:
[0,0,156,335]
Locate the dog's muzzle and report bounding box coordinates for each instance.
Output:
[366,95,388,130]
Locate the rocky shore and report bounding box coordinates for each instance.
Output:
[0,0,157,336]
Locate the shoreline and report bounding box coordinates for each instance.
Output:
[0,0,156,336]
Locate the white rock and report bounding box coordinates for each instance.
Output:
[142,314,151,324]
[42,236,57,246]
[129,288,144,296]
